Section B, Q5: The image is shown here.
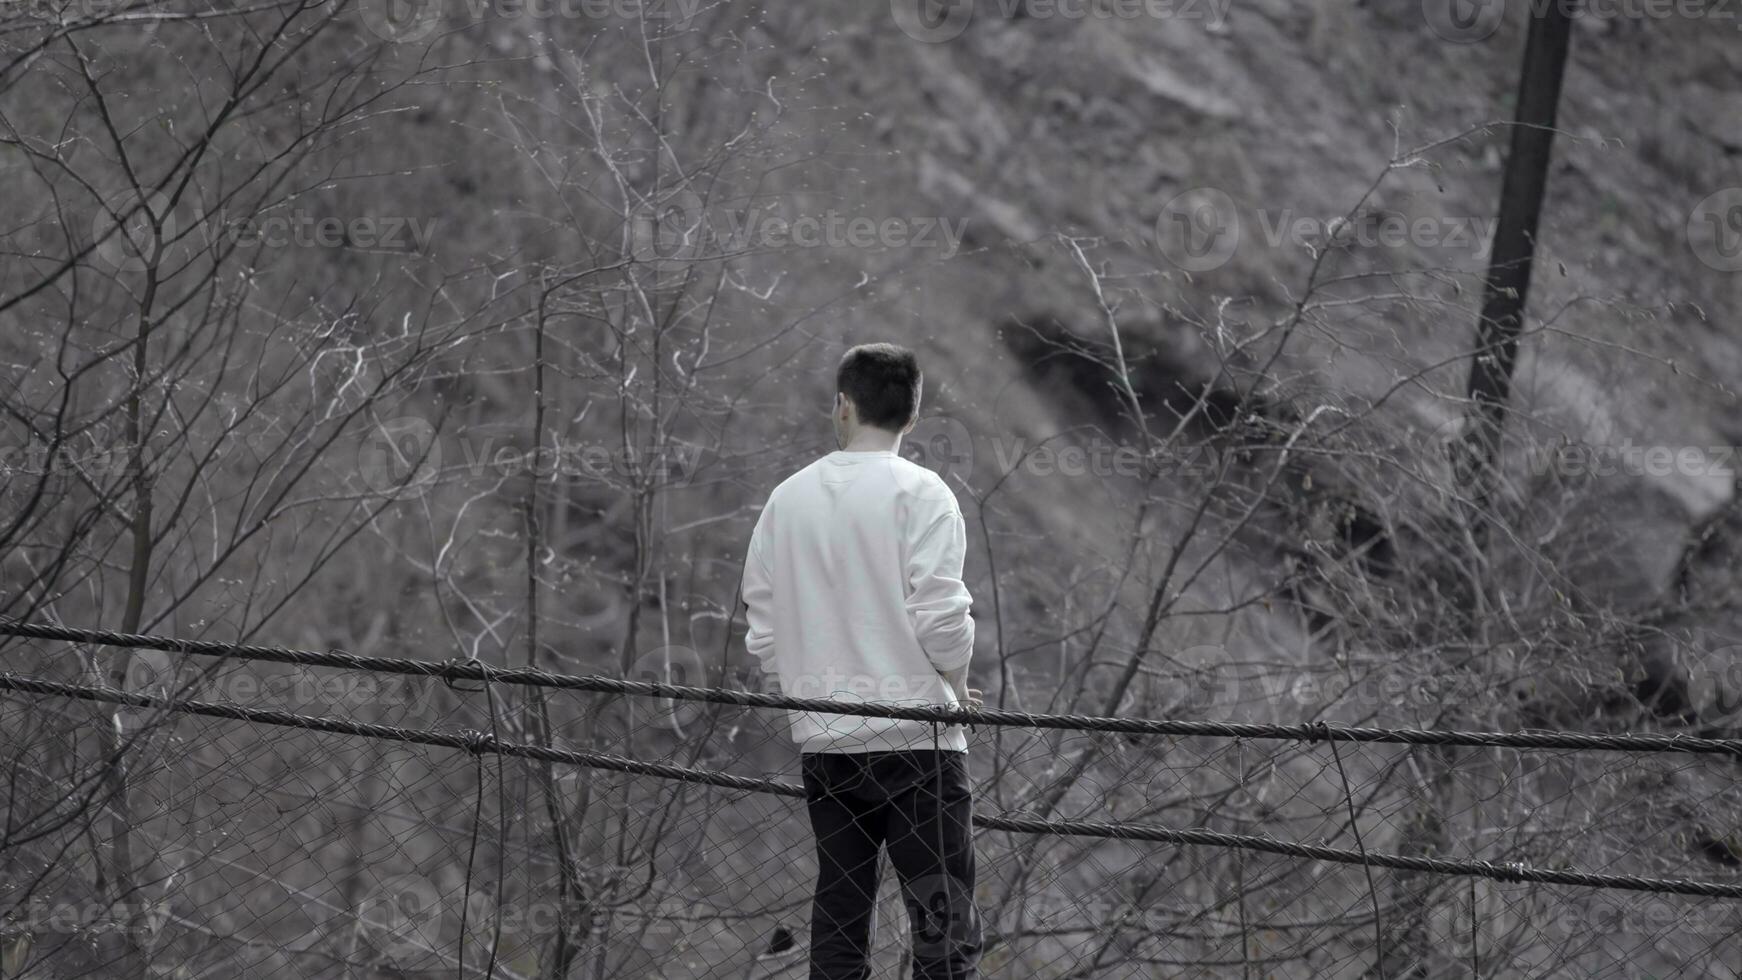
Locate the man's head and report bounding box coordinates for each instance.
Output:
[834,343,921,449]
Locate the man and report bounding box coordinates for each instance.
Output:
[741,342,983,980]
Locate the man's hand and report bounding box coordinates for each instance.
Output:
[939,666,983,707]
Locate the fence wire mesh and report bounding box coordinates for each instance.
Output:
[3,626,1741,980]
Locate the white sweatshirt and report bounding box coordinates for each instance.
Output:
[741,449,975,753]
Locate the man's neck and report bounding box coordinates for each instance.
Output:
[840,429,901,454]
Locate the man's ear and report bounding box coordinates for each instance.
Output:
[836,392,852,420]
[901,415,917,434]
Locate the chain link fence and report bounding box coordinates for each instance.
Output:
[2,623,1741,979]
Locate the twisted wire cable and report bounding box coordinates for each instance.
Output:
[5,618,1740,757]
[5,671,1742,900]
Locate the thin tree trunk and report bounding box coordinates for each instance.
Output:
[104,270,161,978]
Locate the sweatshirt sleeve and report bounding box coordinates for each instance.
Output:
[741,507,777,669]
[905,493,975,672]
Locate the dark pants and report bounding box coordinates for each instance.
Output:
[801,750,981,980]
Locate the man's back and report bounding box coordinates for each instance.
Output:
[742,448,975,753]
[750,342,983,979]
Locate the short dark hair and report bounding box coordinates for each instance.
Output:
[836,343,922,431]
